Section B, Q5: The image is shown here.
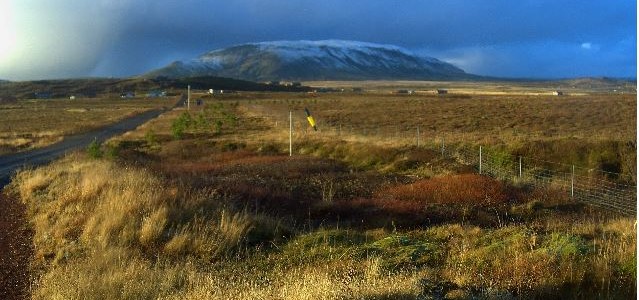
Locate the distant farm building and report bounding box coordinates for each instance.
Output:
[146,90,166,98]
[120,92,135,98]
[553,91,564,96]
[69,95,76,100]
[437,89,448,94]
[396,89,414,95]
[282,81,302,87]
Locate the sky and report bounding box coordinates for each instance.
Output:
[0,0,636,81]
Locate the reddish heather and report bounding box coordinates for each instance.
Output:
[376,174,511,206]
[161,154,289,174]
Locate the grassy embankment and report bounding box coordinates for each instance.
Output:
[6,91,636,299]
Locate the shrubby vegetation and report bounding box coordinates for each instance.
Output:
[6,93,636,299]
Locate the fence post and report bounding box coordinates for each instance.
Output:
[441,137,445,157]
[479,146,482,174]
[571,165,574,198]
[519,156,522,178]
[416,126,420,147]
[289,111,292,157]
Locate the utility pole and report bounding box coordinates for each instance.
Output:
[187,85,191,110]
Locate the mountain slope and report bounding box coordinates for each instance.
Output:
[144,40,472,81]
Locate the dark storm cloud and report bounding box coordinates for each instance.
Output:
[1,0,635,80]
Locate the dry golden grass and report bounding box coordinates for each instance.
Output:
[5,85,636,299]
[237,92,635,145]
[7,151,636,299]
[303,79,636,94]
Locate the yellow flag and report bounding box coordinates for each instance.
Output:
[304,108,317,131]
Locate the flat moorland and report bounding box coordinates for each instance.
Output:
[5,85,636,299]
[0,97,175,154]
[236,92,635,143]
[232,91,636,180]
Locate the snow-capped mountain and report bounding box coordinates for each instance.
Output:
[143,40,471,81]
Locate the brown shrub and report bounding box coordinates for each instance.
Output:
[377,174,511,206]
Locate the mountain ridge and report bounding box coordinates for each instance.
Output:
[143,40,475,81]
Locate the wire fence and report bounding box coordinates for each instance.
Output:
[264,114,636,216]
[453,145,636,215]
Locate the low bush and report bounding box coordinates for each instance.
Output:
[171,112,192,139]
[86,138,102,158]
[377,174,512,206]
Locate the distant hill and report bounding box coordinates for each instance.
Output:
[553,77,635,88]
[0,76,309,99]
[144,40,475,81]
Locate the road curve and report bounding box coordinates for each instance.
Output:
[0,108,165,186]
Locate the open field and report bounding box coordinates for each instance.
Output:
[210,90,636,181]
[303,78,636,94]
[0,97,176,155]
[237,92,635,143]
[3,82,636,299]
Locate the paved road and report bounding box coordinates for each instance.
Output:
[0,108,165,186]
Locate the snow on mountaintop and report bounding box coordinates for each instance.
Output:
[203,40,440,64]
[145,40,471,81]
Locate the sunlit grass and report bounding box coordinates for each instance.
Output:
[5,90,636,299]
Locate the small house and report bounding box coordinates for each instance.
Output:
[282,81,302,87]
[396,89,414,95]
[437,89,448,95]
[552,91,564,96]
[146,90,166,98]
[69,95,76,100]
[120,92,135,99]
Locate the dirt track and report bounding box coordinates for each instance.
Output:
[0,108,166,299]
[0,194,33,300]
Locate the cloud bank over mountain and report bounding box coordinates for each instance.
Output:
[0,0,635,80]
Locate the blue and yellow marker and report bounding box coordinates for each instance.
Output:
[304,108,317,131]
